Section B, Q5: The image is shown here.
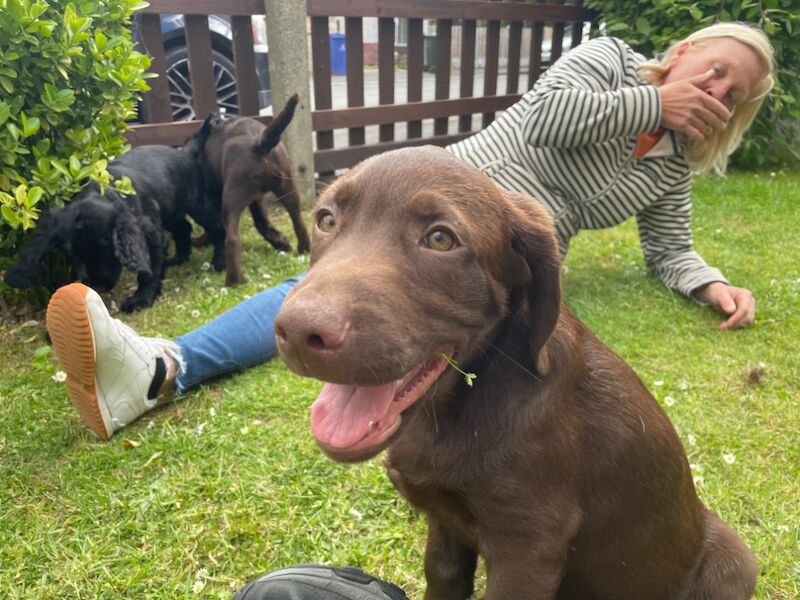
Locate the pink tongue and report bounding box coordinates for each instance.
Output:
[310,381,399,449]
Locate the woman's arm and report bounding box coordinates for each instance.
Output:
[635,175,727,295]
[521,38,662,148]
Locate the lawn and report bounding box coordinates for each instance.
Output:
[0,171,798,599]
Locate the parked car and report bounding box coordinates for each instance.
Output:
[136,14,271,121]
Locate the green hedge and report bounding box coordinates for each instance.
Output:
[585,0,800,169]
[0,0,150,260]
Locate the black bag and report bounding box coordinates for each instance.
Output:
[233,564,409,600]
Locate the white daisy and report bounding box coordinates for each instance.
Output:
[723,453,736,465]
[52,370,67,383]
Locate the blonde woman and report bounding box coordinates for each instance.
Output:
[44,23,776,441]
[449,22,774,330]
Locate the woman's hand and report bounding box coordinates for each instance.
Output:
[659,70,731,143]
[694,282,755,329]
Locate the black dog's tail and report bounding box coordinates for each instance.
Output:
[256,93,299,156]
[184,111,218,156]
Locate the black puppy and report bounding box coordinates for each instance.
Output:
[5,122,216,312]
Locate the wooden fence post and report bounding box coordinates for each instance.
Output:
[264,0,316,209]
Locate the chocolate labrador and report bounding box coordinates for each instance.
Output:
[203,94,311,286]
[274,147,757,600]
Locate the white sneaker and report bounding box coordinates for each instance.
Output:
[46,283,171,439]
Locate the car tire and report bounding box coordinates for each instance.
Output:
[164,46,240,121]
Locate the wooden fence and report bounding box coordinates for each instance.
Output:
[128,0,599,175]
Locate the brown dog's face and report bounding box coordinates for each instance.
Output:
[275,146,560,462]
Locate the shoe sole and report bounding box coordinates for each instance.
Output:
[46,283,110,440]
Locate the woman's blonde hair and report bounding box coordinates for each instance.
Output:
[638,22,775,175]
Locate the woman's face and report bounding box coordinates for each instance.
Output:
[661,37,766,111]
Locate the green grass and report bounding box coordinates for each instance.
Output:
[1,171,798,598]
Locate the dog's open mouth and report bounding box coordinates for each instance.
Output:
[309,351,451,461]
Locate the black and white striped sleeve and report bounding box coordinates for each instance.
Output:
[521,38,662,148]
[635,175,729,298]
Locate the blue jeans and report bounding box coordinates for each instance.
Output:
[172,274,303,393]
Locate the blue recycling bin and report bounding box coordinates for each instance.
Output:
[329,32,346,76]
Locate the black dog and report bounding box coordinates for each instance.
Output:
[5,122,216,312]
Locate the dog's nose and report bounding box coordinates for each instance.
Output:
[274,296,351,372]
[275,316,348,353]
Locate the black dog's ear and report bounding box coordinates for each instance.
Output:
[4,212,64,288]
[112,207,151,276]
[506,193,562,377]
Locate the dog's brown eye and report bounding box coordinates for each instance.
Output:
[425,228,456,251]
[317,211,336,232]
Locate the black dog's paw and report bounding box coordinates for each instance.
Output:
[270,237,293,253]
[165,254,190,268]
[212,253,226,272]
[121,295,152,313]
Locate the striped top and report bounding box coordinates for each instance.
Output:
[447,36,728,298]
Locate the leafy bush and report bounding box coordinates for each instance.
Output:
[585,0,800,169]
[0,0,150,260]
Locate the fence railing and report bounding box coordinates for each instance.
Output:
[128,0,599,174]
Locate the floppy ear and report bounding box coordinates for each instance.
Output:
[4,212,65,288]
[112,207,151,276]
[506,193,562,377]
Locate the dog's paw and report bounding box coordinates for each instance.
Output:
[268,236,292,253]
[165,255,189,268]
[121,296,152,313]
[225,274,247,287]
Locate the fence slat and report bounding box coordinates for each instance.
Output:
[310,16,334,157]
[506,21,522,95]
[482,20,500,128]
[407,18,424,139]
[434,19,452,136]
[345,17,366,146]
[458,19,477,133]
[184,15,217,119]
[231,15,259,115]
[571,0,585,49]
[550,0,567,66]
[378,17,396,142]
[527,20,545,90]
[137,13,173,123]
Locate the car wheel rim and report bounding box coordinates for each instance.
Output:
[167,56,239,121]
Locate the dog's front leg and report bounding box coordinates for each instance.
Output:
[480,511,580,600]
[423,518,477,600]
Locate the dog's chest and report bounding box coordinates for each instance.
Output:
[384,460,481,544]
